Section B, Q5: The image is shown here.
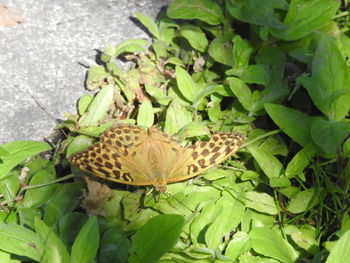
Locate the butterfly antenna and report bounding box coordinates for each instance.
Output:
[164,191,194,214]
[28,92,68,139]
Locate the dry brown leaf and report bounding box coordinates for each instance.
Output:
[0,6,23,26]
[81,178,115,216]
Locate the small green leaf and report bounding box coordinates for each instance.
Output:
[175,66,196,102]
[137,101,154,128]
[98,227,130,263]
[241,65,270,85]
[135,12,159,39]
[0,141,51,178]
[326,230,350,263]
[179,24,208,52]
[265,104,313,146]
[167,0,224,25]
[177,122,210,141]
[225,232,251,260]
[248,145,283,178]
[129,214,184,263]
[71,216,100,263]
[66,135,95,158]
[287,188,319,214]
[311,119,349,154]
[78,95,94,115]
[86,66,108,91]
[208,33,234,66]
[0,223,44,261]
[34,217,70,263]
[114,39,149,57]
[79,85,114,127]
[249,227,299,262]
[285,144,317,178]
[164,100,192,135]
[244,191,278,215]
[270,0,339,40]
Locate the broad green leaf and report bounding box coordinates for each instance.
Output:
[135,12,159,39]
[326,230,350,263]
[34,217,70,263]
[205,193,245,249]
[22,165,57,208]
[208,33,234,66]
[79,85,114,127]
[265,104,312,146]
[343,138,350,158]
[17,208,41,230]
[58,213,88,248]
[228,77,254,112]
[144,83,169,106]
[193,85,232,107]
[227,0,287,29]
[114,39,148,57]
[0,223,44,261]
[310,119,349,154]
[98,227,130,263]
[129,214,184,263]
[0,172,20,200]
[285,143,317,178]
[179,24,208,52]
[244,191,278,215]
[248,145,283,178]
[71,216,100,263]
[249,227,299,262]
[167,0,224,25]
[175,66,196,102]
[298,35,350,121]
[270,0,339,40]
[164,100,192,135]
[0,141,51,178]
[137,101,154,128]
[44,183,82,227]
[225,232,251,260]
[241,65,270,85]
[287,188,319,214]
[78,95,93,115]
[286,225,319,254]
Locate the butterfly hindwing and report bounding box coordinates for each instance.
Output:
[166,132,244,183]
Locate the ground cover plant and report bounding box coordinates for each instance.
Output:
[1,0,350,262]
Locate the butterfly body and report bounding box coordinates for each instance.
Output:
[70,124,244,192]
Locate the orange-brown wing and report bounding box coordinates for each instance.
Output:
[166,132,244,183]
[70,125,155,186]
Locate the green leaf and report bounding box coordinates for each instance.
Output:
[22,165,57,208]
[179,24,208,52]
[34,217,70,263]
[98,227,130,263]
[265,104,313,146]
[167,0,224,25]
[86,66,108,91]
[326,230,350,263]
[227,0,287,29]
[244,191,278,215]
[129,214,184,263]
[0,223,44,261]
[241,65,270,85]
[285,143,317,178]
[58,212,88,248]
[310,119,349,154]
[0,172,20,200]
[228,77,254,112]
[177,122,210,141]
[0,141,51,178]
[248,145,283,178]
[44,183,82,227]
[270,0,339,40]
[343,138,350,158]
[225,232,251,260]
[298,35,350,121]
[208,33,234,66]
[71,216,100,263]
[287,188,319,214]
[286,225,319,255]
[137,101,154,128]
[249,227,299,262]
[66,135,95,157]
[205,192,245,249]
[135,12,159,39]
[79,85,114,127]
[164,100,192,135]
[78,95,94,115]
[114,39,149,57]
[175,66,196,102]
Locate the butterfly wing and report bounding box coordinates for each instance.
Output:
[70,125,157,186]
[166,132,244,183]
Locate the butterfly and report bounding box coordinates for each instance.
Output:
[69,124,244,192]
